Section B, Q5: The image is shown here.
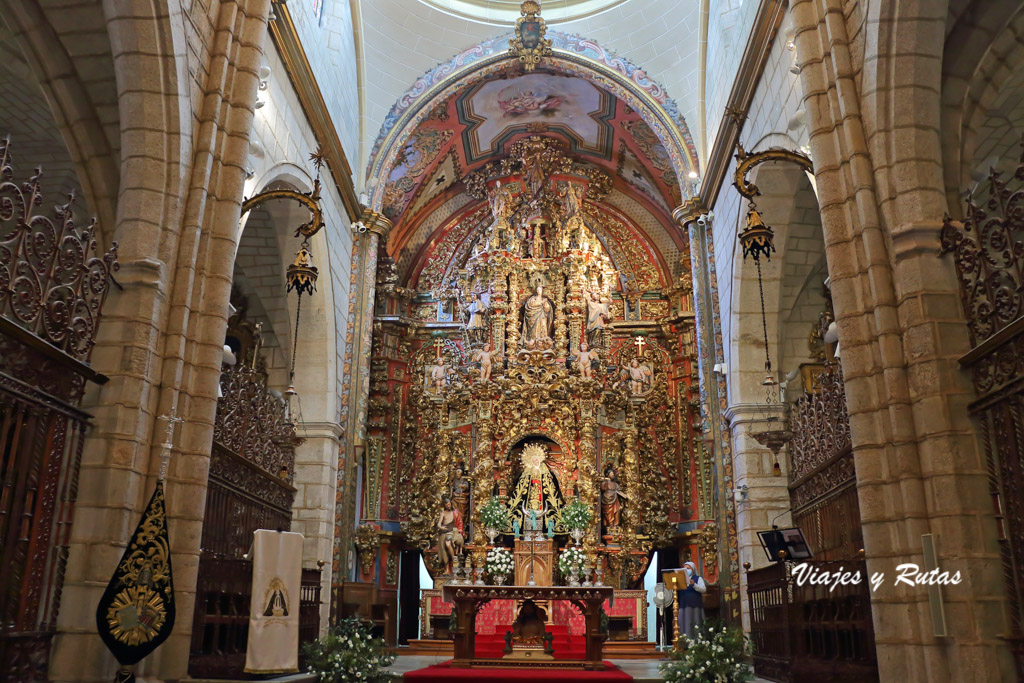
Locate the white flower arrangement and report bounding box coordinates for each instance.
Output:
[558,546,587,575]
[486,546,514,576]
[659,621,753,683]
[303,616,395,683]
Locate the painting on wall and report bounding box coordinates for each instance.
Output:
[457,72,614,163]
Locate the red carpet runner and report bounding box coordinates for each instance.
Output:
[403,660,632,681]
[404,624,633,681]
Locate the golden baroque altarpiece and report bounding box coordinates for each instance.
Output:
[362,137,711,594]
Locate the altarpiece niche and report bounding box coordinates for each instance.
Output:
[362,136,711,641]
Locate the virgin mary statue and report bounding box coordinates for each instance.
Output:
[507,443,563,534]
[521,283,554,343]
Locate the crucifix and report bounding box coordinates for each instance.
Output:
[634,335,647,355]
[433,338,445,361]
[157,409,185,481]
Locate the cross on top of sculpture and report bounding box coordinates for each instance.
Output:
[634,336,647,354]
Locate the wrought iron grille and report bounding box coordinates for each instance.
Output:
[942,149,1024,678]
[190,352,304,678]
[0,138,118,364]
[0,138,116,681]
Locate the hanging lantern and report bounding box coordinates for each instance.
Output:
[739,201,776,262]
[286,241,318,296]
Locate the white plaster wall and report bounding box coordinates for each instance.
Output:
[248,39,355,425]
[286,0,360,165]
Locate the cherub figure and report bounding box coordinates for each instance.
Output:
[627,358,652,395]
[474,343,502,382]
[574,342,600,379]
[428,361,449,394]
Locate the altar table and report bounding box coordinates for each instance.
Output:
[441,584,614,670]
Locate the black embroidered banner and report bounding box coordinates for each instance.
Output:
[96,480,175,667]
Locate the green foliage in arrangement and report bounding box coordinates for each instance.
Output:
[560,498,593,531]
[480,496,509,530]
[303,616,396,683]
[660,620,754,683]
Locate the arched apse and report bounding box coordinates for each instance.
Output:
[365,31,700,215]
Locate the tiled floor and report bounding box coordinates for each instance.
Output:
[385,654,775,682]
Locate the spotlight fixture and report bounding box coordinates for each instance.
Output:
[688,170,699,179]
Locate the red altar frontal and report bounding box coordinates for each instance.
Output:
[420,588,649,639]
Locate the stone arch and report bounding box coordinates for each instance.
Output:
[941,4,1024,213]
[727,162,823,405]
[0,0,122,243]
[365,32,700,213]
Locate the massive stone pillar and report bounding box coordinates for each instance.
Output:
[50,0,273,680]
[791,0,1013,679]
[333,210,392,617]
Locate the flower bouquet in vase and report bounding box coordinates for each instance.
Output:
[486,547,514,585]
[560,498,592,545]
[558,546,587,587]
[480,496,509,545]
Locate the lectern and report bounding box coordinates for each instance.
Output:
[662,568,690,641]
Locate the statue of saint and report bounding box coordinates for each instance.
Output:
[465,291,487,344]
[601,465,626,532]
[521,283,554,345]
[627,358,652,395]
[474,343,501,382]
[574,342,599,379]
[436,495,465,573]
[585,291,612,347]
[507,443,563,534]
[451,461,471,525]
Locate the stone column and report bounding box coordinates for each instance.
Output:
[291,422,342,635]
[722,405,791,632]
[791,0,1013,678]
[673,203,740,623]
[333,210,392,616]
[51,1,272,680]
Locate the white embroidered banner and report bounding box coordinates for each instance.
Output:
[245,530,303,673]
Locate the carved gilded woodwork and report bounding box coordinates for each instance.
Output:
[365,133,706,590]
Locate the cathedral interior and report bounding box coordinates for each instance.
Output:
[1,0,1024,682]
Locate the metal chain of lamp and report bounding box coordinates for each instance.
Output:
[733,144,813,475]
[240,147,327,424]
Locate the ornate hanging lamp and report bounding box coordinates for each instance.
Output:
[732,144,814,475]
[240,147,327,425]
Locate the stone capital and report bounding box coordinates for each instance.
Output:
[723,402,788,426]
[672,198,708,229]
[360,210,394,239]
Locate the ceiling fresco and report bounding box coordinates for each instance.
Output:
[457,72,615,163]
[381,68,686,253]
[374,31,697,297]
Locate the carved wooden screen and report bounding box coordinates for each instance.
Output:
[941,155,1024,677]
[189,360,301,678]
[789,363,862,560]
[0,138,117,681]
[771,361,878,681]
